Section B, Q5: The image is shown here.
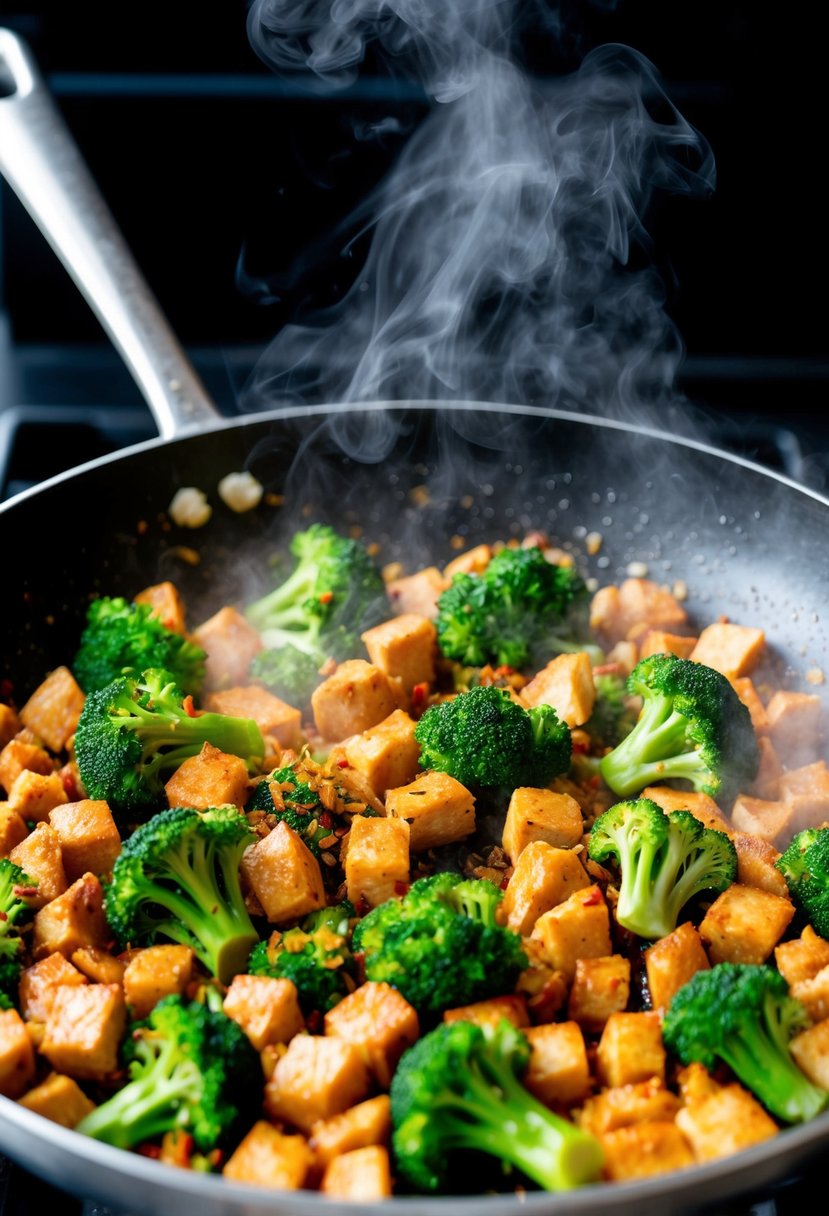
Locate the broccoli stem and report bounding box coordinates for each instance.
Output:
[116,698,262,776]
[245,563,320,630]
[599,695,709,796]
[720,1001,828,1123]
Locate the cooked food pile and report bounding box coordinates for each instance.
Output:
[2,522,829,1199]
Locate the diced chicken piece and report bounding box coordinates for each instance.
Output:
[732,832,790,898]
[689,623,766,681]
[325,982,419,1089]
[698,884,794,965]
[134,581,188,634]
[385,771,476,853]
[521,653,596,728]
[775,926,829,988]
[0,704,21,749]
[605,641,639,677]
[223,974,305,1052]
[19,952,88,1022]
[590,579,688,645]
[9,822,67,908]
[501,787,583,861]
[579,1077,681,1135]
[644,923,710,1017]
[599,1123,695,1181]
[48,800,121,882]
[340,710,421,798]
[789,1018,829,1089]
[779,760,829,832]
[766,691,823,769]
[501,841,591,936]
[675,1083,777,1161]
[19,667,86,754]
[223,1122,313,1189]
[749,736,784,801]
[265,1033,371,1132]
[6,769,68,825]
[443,544,492,580]
[676,1061,723,1107]
[522,1021,591,1107]
[0,805,28,857]
[596,1012,665,1088]
[790,966,829,1023]
[0,737,55,795]
[205,684,303,751]
[312,660,403,742]
[731,677,770,734]
[71,947,126,986]
[386,567,448,620]
[40,983,126,1080]
[361,613,437,694]
[638,631,698,660]
[567,955,631,1033]
[0,1009,36,1099]
[321,1145,392,1200]
[443,995,529,1031]
[17,1072,96,1127]
[164,741,251,810]
[730,796,793,845]
[344,816,410,910]
[192,606,263,692]
[31,872,109,959]
[308,1095,391,1170]
[241,822,325,924]
[641,786,732,836]
[122,945,195,1019]
[530,884,612,980]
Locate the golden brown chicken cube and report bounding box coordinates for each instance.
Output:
[340,710,421,798]
[0,1009,36,1098]
[731,677,770,733]
[675,1083,777,1161]
[443,544,492,580]
[223,974,305,1052]
[443,995,529,1031]
[17,1072,96,1128]
[531,884,612,980]
[689,623,766,681]
[698,883,795,965]
[164,741,251,810]
[766,691,823,769]
[361,613,437,694]
[502,841,591,936]
[324,981,419,1089]
[0,805,28,857]
[775,926,829,988]
[599,1123,694,1181]
[312,660,402,742]
[638,631,698,660]
[789,967,829,1023]
[789,1018,829,1089]
[6,770,68,825]
[522,1021,591,1107]
[31,872,109,959]
[205,685,302,751]
[779,760,829,832]
[265,1033,371,1132]
[48,799,121,882]
[133,580,188,634]
[19,952,88,1022]
[223,1122,313,1189]
[644,922,710,1017]
[386,566,448,619]
[0,737,55,795]
[308,1095,392,1171]
[40,983,126,1080]
[192,606,263,692]
[641,786,732,836]
[241,822,326,924]
[19,666,86,754]
[0,705,21,750]
[596,1012,665,1088]
[122,945,195,1019]
[520,652,596,728]
[321,1144,393,1200]
[579,1077,681,1135]
[385,770,476,853]
[732,832,789,898]
[344,816,410,910]
[9,822,67,908]
[750,736,784,801]
[589,579,688,645]
[501,787,584,861]
[730,796,793,846]
[70,947,126,987]
[567,955,631,1033]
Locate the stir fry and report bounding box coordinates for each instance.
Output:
[1,522,829,1199]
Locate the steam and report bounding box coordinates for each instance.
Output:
[243,0,715,431]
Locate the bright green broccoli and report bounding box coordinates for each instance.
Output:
[104,805,259,985]
[248,902,355,1014]
[414,684,571,788]
[352,872,526,1016]
[73,596,206,695]
[663,963,828,1124]
[75,994,258,1151]
[245,524,387,667]
[598,653,759,802]
[248,643,323,707]
[74,668,264,815]
[435,545,588,671]
[584,671,639,750]
[390,1017,603,1193]
[776,827,829,938]
[0,860,37,1008]
[588,798,736,939]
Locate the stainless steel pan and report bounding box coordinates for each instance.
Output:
[1,27,829,1216]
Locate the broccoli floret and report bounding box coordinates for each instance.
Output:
[75,994,258,1151]
[663,963,828,1124]
[245,524,386,668]
[414,685,571,789]
[352,872,526,1015]
[588,797,737,939]
[0,859,37,1006]
[74,668,264,815]
[104,805,259,984]
[390,1017,603,1193]
[584,672,639,750]
[435,546,588,671]
[248,901,355,1014]
[598,653,759,802]
[776,827,829,937]
[73,596,206,695]
[249,644,323,708]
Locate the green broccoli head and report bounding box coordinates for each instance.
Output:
[104,805,259,985]
[435,546,587,671]
[588,798,737,939]
[390,1017,603,1193]
[248,644,323,708]
[248,901,355,1014]
[776,828,829,938]
[0,859,37,1006]
[74,668,265,815]
[663,963,828,1124]
[598,653,759,802]
[75,994,258,1152]
[352,872,526,1015]
[73,596,206,695]
[244,524,387,667]
[414,685,571,789]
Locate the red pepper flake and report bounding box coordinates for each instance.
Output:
[572,739,588,755]
[318,591,334,604]
[306,1010,323,1033]
[582,888,603,906]
[410,682,429,712]
[592,662,621,676]
[393,880,410,896]
[500,874,510,891]
[319,811,334,829]
[336,758,350,769]
[138,1143,162,1159]
[61,769,80,800]
[182,695,203,718]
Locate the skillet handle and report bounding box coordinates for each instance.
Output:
[0,29,222,439]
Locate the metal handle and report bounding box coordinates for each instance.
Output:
[0,28,221,438]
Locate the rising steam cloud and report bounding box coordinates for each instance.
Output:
[243,0,715,427]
